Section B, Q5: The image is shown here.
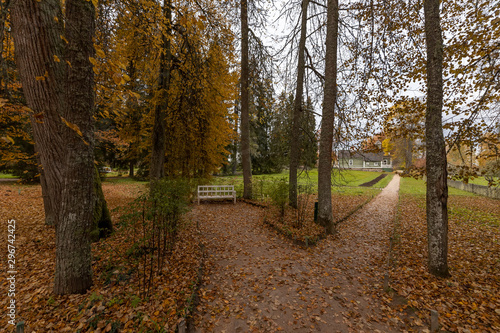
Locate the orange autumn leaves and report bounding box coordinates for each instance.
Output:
[387,194,500,331]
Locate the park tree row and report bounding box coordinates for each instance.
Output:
[1,0,499,293]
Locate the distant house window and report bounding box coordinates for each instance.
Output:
[349,159,353,166]
[383,160,387,165]
[366,162,370,166]
[374,162,379,166]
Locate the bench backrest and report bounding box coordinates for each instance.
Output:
[198,185,234,195]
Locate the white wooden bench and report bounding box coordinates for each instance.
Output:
[197,185,236,204]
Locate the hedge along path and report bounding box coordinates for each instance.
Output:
[190,175,406,332]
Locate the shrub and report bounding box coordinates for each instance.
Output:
[121,178,191,297]
[296,183,314,228]
[270,177,288,217]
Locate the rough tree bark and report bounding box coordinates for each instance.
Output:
[39,163,56,226]
[55,0,96,294]
[150,0,172,181]
[233,106,239,175]
[129,161,135,177]
[0,0,11,97]
[405,138,413,169]
[11,0,67,228]
[11,0,111,294]
[241,0,252,199]
[289,0,309,208]
[92,166,112,241]
[424,0,450,278]
[317,0,338,234]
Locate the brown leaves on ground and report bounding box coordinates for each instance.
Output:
[191,180,401,333]
[387,194,500,332]
[3,177,497,332]
[0,182,204,332]
[263,193,373,245]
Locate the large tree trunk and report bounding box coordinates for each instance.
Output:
[12,0,108,294]
[92,166,112,241]
[317,0,338,234]
[150,0,172,181]
[39,162,57,226]
[424,0,450,278]
[11,0,67,227]
[240,0,252,199]
[233,106,239,175]
[0,0,10,97]
[129,161,135,177]
[405,138,413,169]
[55,0,96,294]
[289,0,309,208]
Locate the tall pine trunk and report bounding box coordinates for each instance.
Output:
[150,0,172,181]
[241,0,252,199]
[289,0,309,208]
[317,0,338,234]
[424,0,450,278]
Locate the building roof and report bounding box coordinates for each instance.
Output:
[337,150,389,162]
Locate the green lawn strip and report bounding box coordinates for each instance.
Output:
[372,173,394,188]
[101,177,148,185]
[399,177,476,196]
[332,169,388,187]
[448,196,500,228]
[448,205,500,227]
[399,178,499,226]
[213,169,389,196]
[467,176,499,186]
[0,173,17,179]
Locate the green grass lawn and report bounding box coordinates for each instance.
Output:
[213,169,393,198]
[467,176,499,186]
[101,176,148,185]
[399,177,475,196]
[216,169,391,186]
[373,173,394,188]
[0,173,17,179]
[331,169,391,187]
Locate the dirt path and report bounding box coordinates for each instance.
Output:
[190,175,402,332]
